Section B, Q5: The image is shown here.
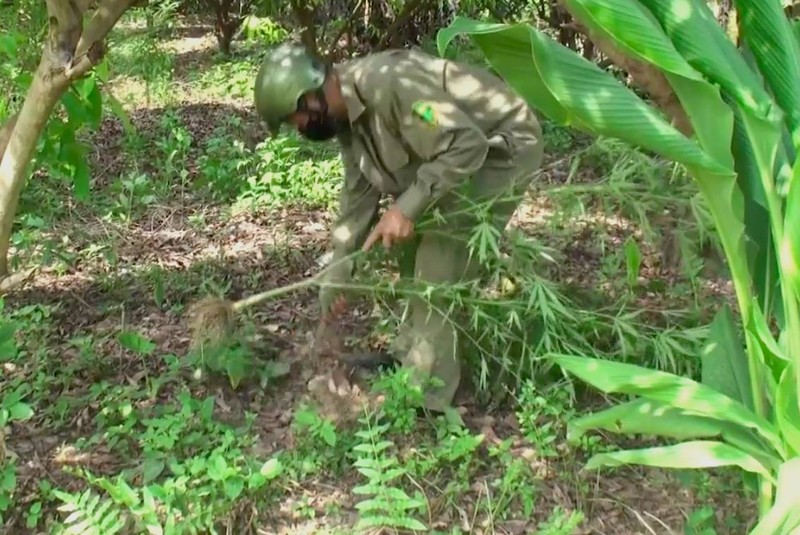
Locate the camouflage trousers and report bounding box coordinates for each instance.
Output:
[389,140,544,411]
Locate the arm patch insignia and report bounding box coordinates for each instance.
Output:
[412,101,438,127]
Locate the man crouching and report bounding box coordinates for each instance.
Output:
[252,41,544,413]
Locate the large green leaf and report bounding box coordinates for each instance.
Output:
[775,364,800,456]
[683,167,752,332]
[734,0,800,143]
[635,0,784,258]
[436,17,752,324]
[436,17,730,174]
[567,398,779,467]
[637,0,774,116]
[584,440,775,482]
[549,354,785,455]
[563,0,734,168]
[750,458,800,535]
[785,156,800,302]
[438,20,571,126]
[568,398,727,441]
[701,304,754,410]
[730,97,784,324]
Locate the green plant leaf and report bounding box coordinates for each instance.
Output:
[550,354,785,455]
[584,440,775,482]
[259,458,283,479]
[734,0,800,142]
[117,331,155,356]
[72,159,90,200]
[225,355,247,389]
[750,457,800,535]
[784,155,800,301]
[439,20,571,124]
[570,396,734,437]
[775,364,800,456]
[748,303,790,363]
[8,402,33,421]
[633,1,782,326]
[0,34,17,59]
[103,90,136,137]
[623,237,641,287]
[567,398,779,468]
[564,0,734,168]
[436,17,730,174]
[140,458,165,484]
[701,304,754,410]
[224,476,244,500]
[731,102,783,324]
[637,0,773,116]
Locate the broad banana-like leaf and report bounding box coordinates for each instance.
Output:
[563,0,734,168]
[734,0,800,144]
[549,354,786,456]
[436,16,752,329]
[637,0,774,116]
[702,304,754,410]
[435,17,729,175]
[785,158,800,302]
[567,398,780,467]
[731,100,784,326]
[584,440,775,483]
[776,364,800,456]
[750,457,800,535]
[632,0,784,195]
[568,398,730,441]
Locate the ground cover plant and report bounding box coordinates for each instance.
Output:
[0,0,783,533]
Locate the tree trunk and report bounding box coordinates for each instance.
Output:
[0,113,19,163]
[0,0,134,286]
[0,70,69,277]
[209,0,241,55]
[290,0,318,54]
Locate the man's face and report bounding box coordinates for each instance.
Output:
[287,92,341,142]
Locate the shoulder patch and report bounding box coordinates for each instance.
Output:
[412,101,438,127]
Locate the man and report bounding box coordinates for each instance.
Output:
[253,41,544,412]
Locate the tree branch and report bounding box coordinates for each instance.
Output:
[324,0,364,60]
[377,0,424,50]
[77,0,98,13]
[45,0,83,69]
[68,0,136,79]
[290,0,317,54]
[76,0,135,57]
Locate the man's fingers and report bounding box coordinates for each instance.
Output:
[383,232,392,249]
[362,227,380,252]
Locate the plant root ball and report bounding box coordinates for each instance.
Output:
[187,297,237,350]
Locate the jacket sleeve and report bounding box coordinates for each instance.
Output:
[387,73,490,221]
[318,137,381,315]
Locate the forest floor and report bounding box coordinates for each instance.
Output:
[1,13,756,535]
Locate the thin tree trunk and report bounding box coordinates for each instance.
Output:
[0,0,134,283]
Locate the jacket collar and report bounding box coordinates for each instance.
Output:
[334,59,367,125]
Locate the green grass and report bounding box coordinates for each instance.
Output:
[0,11,752,535]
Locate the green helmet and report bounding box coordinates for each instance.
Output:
[254,42,327,135]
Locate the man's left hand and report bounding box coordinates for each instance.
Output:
[362,205,414,251]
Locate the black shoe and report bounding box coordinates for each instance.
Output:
[341,351,399,372]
